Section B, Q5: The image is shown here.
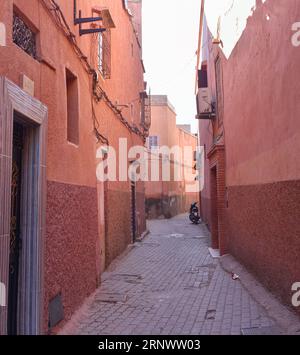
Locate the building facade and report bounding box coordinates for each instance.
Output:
[196,0,300,314]
[145,95,199,219]
[0,0,148,334]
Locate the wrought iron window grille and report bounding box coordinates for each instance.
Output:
[13,13,37,59]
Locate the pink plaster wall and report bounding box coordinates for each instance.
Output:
[224,0,300,186]
[0,0,147,332]
[146,97,199,218]
[199,0,300,314]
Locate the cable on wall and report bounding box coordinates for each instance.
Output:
[40,0,148,144]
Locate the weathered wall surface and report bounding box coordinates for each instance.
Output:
[92,0,147,268]
[223,0,300,312]
[0,0,147,332]
[45,182,99,329]
[0,0,99,331]
[199,0,300,313]
[146,96,199,219]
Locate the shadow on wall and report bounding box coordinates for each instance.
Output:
[146,196,187,220]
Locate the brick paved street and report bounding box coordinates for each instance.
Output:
[62,214,278,335]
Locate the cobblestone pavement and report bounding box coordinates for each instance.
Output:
[63,214,277,335]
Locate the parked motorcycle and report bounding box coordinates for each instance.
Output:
[189,202,201,224]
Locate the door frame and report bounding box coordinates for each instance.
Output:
[0,77,47,334]
[207,144,227,254]
[131,180,137,243]
[210,165,219,249]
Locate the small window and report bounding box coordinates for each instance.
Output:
[140,91,151,130]
[148,136,159,150]
[13,12,37,59]
[98,30,111,79]
[66,69,79,145]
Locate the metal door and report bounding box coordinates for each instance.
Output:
[7,122,24,335]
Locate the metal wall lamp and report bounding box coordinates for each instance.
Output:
[74,0,108,36]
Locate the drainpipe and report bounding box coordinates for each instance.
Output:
[195,0,205,94]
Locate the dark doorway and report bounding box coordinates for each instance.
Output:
[131,181,137,243]
[210,166,219,249]
[0,78,47,335]
[7,121,24,335]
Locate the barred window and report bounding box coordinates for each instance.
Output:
[98,30,111,79]
[148,136,159,150]
[140,91,151,131]
[13,12,37,59]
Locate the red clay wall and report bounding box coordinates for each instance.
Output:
[0,0,100,331]
[45,182,99,329]
[92,0,146,266]
[146,98,199,219]
[224,0,300,312]
[200,0,300,313]
[0,0,147,332]
[225,181,300,311]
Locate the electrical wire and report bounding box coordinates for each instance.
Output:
[40,0,148,144]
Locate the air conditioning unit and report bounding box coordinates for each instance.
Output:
[196,88,215,119]
[196,67,215,120]
[198,87,212,114]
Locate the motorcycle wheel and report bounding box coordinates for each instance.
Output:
[189,214,195,223]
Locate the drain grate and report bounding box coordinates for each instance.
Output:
[94,292,128,304]
[192,235,208,239]
[184,282,209,290]
[163,234,184,239]
[142,242,160,248]
[110,274,143,284]
[241,326,283,335]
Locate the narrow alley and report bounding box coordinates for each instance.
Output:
[61,215,278,336]
[0,0,299,339]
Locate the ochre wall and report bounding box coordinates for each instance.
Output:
[0,0,146,332]
[146,99,199,219]
[224,0,300,313]
[199,0,300,313]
